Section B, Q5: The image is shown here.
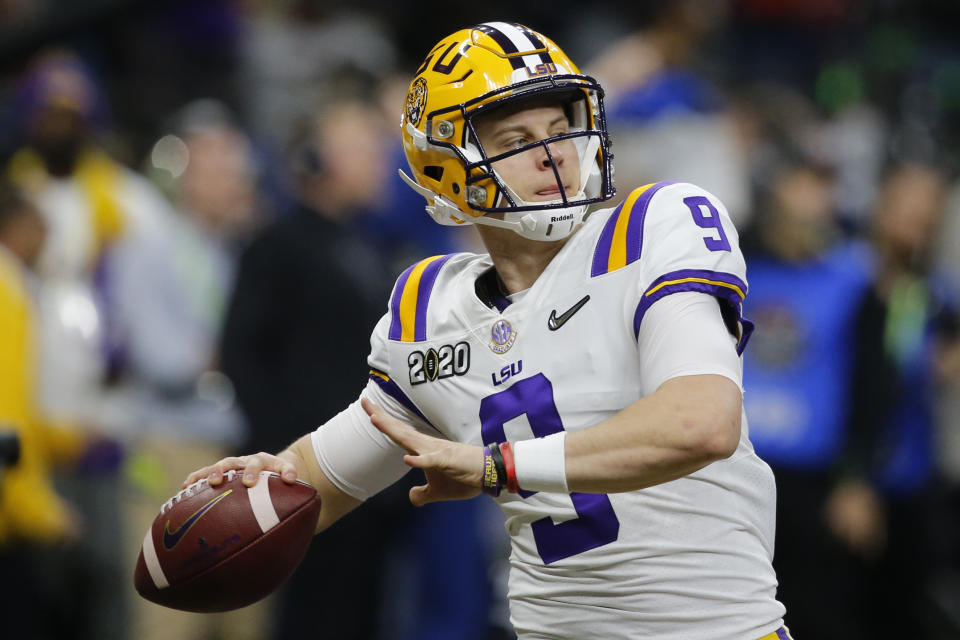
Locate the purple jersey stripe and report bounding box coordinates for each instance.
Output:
[776,628,791,640]
[591,181,677,277]
[413,254,454,342]
[388,263,417,341]
[644,268,748,298]
[590,199,626,277]
[624,180,677,264]
[633,269,754,355]
[368,370,441,434]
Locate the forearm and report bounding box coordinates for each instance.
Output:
[562,375,742,494]
[278,434,362,533]
[369,373,744,505]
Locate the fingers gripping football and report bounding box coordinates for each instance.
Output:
[183,452,299,489]
[361,397,483,506]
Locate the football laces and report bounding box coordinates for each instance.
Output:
[161,469,238,514]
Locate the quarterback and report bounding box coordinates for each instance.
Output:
[186,22,790,639]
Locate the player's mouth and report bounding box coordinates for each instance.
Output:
[535,182,574,198]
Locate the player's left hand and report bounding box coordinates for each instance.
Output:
[361,398,483,506]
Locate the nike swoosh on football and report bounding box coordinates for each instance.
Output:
[548,295,590,331]
[163,489,233,551]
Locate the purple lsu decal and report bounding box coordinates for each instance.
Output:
[491,360,523,386]
[525,62,557,77]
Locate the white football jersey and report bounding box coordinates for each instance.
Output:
[316,182,785,639]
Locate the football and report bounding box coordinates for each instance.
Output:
[134,470,321,612]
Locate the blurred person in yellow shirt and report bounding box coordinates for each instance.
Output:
[5,51,175,640]
[0,180,88,638]
[0,180,85,542]
[6,49,174,423]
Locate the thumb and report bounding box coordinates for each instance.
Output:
[402,451,435,470]
[409,483,433,507]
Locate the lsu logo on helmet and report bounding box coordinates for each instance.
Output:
[405,77,427,127]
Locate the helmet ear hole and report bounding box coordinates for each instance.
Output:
[423,165,444,183]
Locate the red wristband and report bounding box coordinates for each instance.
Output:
[500,441,519,493]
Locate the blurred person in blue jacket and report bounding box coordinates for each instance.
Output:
[351,74,472,279]
[102,99,264,640]
[741,158,874,640]
[589,0,750,225]
[840,160,960,639]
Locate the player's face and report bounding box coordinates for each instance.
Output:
[473,103,580,203]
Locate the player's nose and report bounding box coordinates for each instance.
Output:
[538,141,564,169]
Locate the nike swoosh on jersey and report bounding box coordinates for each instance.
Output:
[548,295,590,331]
[162,489,233,551]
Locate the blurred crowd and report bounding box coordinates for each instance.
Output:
[0,1,958,639]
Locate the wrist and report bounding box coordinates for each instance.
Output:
[481,445,504,497]
[499,441,519,493]
[513,432,568,493]
[480,442,518,496]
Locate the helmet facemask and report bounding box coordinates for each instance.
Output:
[460,87,608,240]
[400,75,615,242]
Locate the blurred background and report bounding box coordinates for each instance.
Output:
[0,0,958,639]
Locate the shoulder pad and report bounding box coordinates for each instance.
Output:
[627,181,752,352]
[386,253,457,343]
[590,181,677,277]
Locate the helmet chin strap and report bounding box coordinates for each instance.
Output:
[486,175,588,241]
[399,168,468,227]
[475,203,587,241]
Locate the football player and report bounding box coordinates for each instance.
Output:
[186,22,791,639]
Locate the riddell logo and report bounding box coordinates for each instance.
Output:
[551,214,574,223]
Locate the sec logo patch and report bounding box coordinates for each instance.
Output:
[489,319,517,354]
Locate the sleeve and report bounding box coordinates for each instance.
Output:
[311,311,444,502]
[632,182,753,354]
[636,291,743,396]
[311,381,434,501]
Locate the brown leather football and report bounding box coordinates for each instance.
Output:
[134,470,321,612]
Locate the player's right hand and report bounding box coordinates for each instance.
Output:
[361,398,482,506]
[182,452,299,489]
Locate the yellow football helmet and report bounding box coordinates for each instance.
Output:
[399,21,615,241]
